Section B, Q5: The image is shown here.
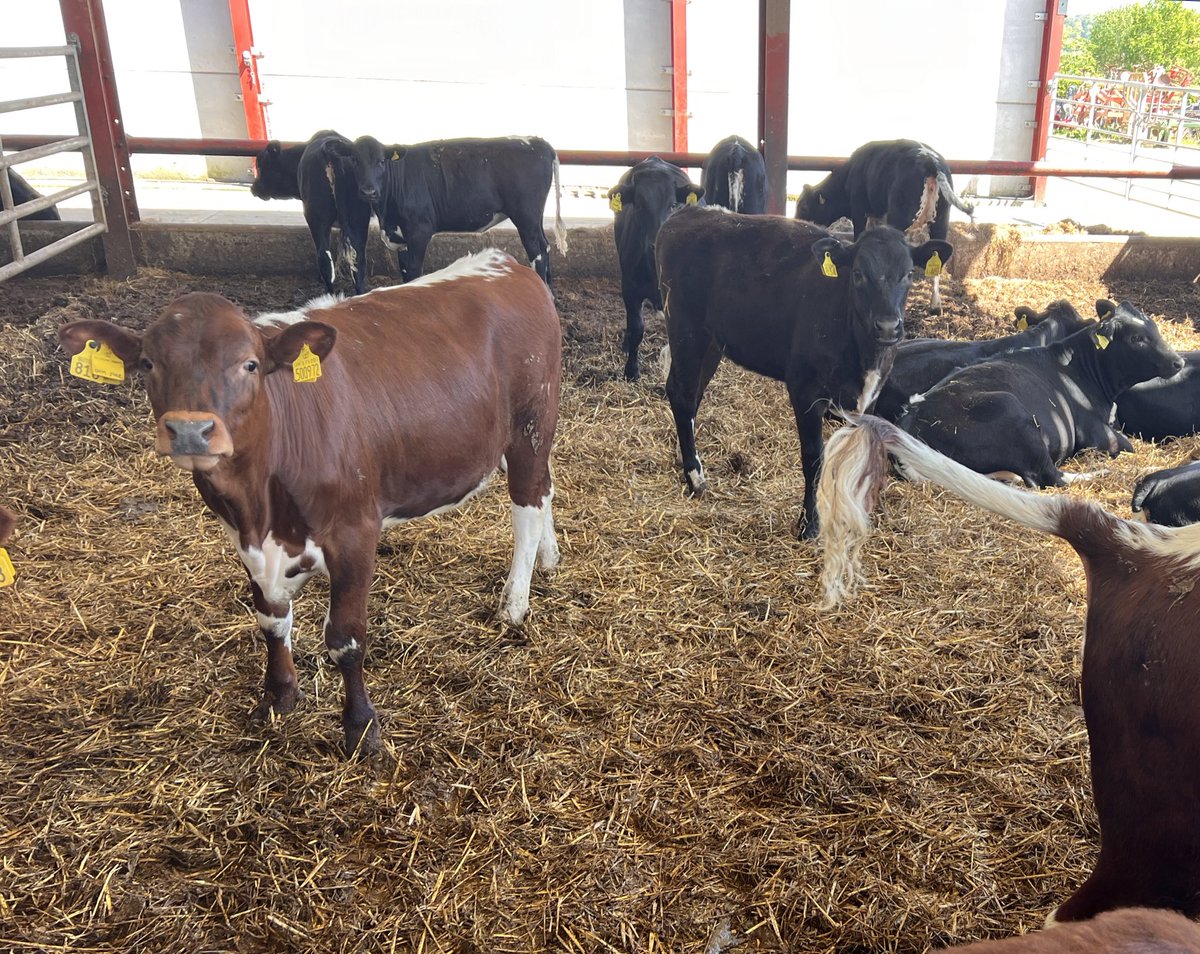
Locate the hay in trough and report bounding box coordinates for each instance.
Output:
[2,256,1200,952]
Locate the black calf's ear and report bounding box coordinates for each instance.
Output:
[323,138,351,160]
[608,185,630,212]
[811,236,852,277]
[265,321,338,376]
[266,141,281,157]
[910,240,954,273]
[1096,299,1117,320]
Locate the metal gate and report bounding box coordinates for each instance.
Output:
[0,41,108,282]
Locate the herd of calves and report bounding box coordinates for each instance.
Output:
[25,132,1200,950]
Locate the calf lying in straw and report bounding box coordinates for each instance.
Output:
[815,414,1200,924]
[938,907,1200,952]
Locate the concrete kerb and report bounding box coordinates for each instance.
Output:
[4,220,1200,285]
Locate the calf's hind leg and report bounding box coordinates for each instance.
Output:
[499,447,558,625]
[665,334,723,496]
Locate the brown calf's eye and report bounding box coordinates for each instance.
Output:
[244,360,259,373]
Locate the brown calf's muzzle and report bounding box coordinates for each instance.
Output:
[157,410,234,471]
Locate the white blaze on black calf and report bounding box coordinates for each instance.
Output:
[58,250,562,756]
[898,300,1183,487]
[250,130,373,296]
[328,135,566,287]
[655,207,951,538]
[607,156,704,381]
[818,415,1200,923]
[700,135,767,214]
[1116,350,1200,441]
[795,139,973,313]
[873,300,1093,422]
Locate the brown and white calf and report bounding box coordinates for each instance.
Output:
[816,414,1200,922]
[59,249,562,755]
[939,908,1200,952]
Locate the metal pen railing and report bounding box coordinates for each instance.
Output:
[0,42,108,282]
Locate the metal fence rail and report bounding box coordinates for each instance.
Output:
[0,43,107,282]
[1050,71,1200,220]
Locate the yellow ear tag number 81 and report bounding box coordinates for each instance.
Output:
[821,251,839,278]
[925,251,943,278]
[0,548,14,588]
[293,343,323,383]
[70,339,125,384]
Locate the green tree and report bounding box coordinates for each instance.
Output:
[1088,0,1200,74]
[1059,19,1097,77]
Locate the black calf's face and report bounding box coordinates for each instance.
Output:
[332,136,392,206]
[250,143,293,200]
[1096,300,1184,390]
[609,162,702,229]
[813,228,953,347]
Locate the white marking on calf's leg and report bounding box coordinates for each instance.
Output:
[327,636,360,665]
[500,496,550,625]
[537,488,560,571]
[257,607,295,652]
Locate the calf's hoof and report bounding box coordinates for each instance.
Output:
[795,515,819,540]
[684,466,706,497]
[343,711,382,758]
[252,685,304,722]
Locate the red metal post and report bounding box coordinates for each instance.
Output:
[758,0,790,215]
[228,0,269,141]
[1031,0,1066,202]
[59,0,137,277]
[669,0,688,153]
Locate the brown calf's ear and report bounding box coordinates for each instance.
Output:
[265,321,337,373]
[58,319,143,367]
[1096,299,1117,321]
[0,505,14,547]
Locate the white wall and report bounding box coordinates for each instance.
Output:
[2,0,1044,196]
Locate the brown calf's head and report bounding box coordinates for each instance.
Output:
[59,293,336,472]
[0,505,15,547]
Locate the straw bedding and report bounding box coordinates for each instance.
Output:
[2,254,1199,953]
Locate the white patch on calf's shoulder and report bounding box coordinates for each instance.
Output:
[254,293,342,326]
[367,249,511,296]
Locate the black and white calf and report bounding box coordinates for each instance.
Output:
[657,208,951,538]
[1116,350,1200,441]
[874,300,1093,422]
[608,157,704,380]
[251,130,373,295]
[700,135,767,214]
[1132,460,1200,526]
[898,300,1183,487]
[794,139,973,313]
[328,135,566,287]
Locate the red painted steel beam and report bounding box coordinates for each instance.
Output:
[59,0,137,277]
[758,0,790,214]
[1031,0,1066,201]
[669,0,688,152]
[228,0,269,141]
[8,133,1200,180]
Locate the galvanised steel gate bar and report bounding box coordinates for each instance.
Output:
[0,42,107,283]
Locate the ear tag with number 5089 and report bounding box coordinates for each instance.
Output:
[293,344,322,383]
[70,339,125,384]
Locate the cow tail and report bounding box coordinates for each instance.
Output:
[729,168,745,212]
[937,171,976,220]
[907,176,939,238]
[552,155,568,256]
[817,415,1068,608]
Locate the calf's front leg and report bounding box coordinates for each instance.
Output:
[323,544,380,756]
[250,581,303,720]
[791,395,827,540]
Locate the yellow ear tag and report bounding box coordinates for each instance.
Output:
[1096,333,1111,350]
[686,192,698,206]
[70,339,125,384]
[292,343,323,383]
[0,547,13,588]
[925,251,943,278]
[1015,315,1029,331]
[391,150,400,161]
[821,251,839,278]
[609,193,622,213]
